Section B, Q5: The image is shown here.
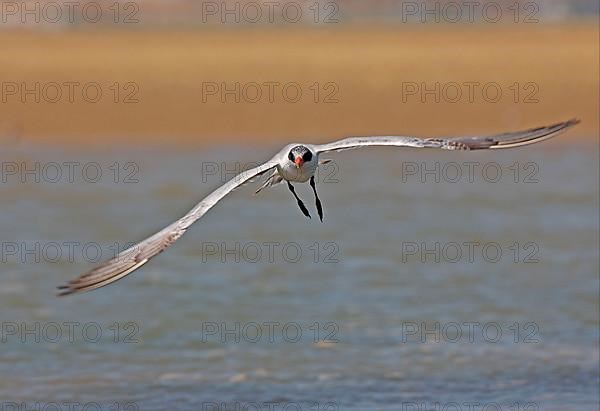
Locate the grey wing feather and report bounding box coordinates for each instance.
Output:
[58,161,277,296]
[315,119,579,153]
[314,136,435,153]
[445,119,580,150]
[255,170,284,195]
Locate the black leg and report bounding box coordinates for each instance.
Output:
[287,181,311,219]
[310,176,324,222]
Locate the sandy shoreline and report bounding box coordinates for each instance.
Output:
[1,25,598,147]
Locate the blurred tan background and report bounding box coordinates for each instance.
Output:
[0,1,598,147]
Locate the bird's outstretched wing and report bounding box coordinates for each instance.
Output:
[314,119,579,154]
[58,161,278,296]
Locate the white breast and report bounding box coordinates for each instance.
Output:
[278,158,318,183]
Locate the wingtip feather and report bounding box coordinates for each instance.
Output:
[487,118,581,149]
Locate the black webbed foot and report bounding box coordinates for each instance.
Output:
[287,181,311,219]
[310,176,324,222]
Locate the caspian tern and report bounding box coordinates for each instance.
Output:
[58,119,579,296]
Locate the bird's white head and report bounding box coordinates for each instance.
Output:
[288,145,313,169]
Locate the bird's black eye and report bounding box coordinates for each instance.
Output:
[288,152,295,161]
[302,151,312,162]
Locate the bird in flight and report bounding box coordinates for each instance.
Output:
[58,119,579,296]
